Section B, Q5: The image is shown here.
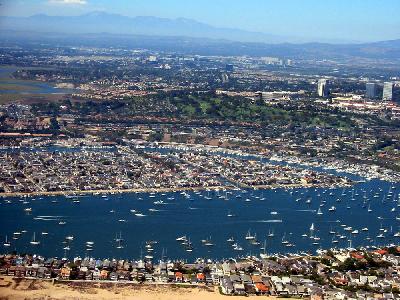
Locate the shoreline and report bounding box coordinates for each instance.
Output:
[0,182,353,198]
[0,276,275,300]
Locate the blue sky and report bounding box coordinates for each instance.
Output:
[1,0,399,42]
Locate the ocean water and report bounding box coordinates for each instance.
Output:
[1,179,399,261]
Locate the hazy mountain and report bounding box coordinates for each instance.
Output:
[1,29,399,61]
[0,12,399,60]
[0,12,335,44]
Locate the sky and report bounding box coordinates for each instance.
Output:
[0,0,399,42]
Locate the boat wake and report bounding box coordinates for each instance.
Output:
[252,219,283,223]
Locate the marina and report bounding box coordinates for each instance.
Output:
[1,178,399,260]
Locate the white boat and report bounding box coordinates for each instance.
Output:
[3,236,10,247]
[153,200,165,205]
[270,211,278,215]
[24,207,32,212]
[65,236,74,241]
[134,213,146,217]
[245,230,255,240]
[176,235,187,241]
[361,228,368,231]
[227,210,236,217]
[328,206,336,212]
[30,232,40,245]
[233,244,243,251]
[317,208,323,215]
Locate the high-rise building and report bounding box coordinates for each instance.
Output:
[382,82,393,101]
[317,79,329,97]
[225,64,234,72]
[365,82,376,99]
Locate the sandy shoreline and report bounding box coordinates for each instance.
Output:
[0,276,275,300]
[0,182,352,198]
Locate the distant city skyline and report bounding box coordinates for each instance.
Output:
[0,0,399,43]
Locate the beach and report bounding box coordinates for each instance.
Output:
[0,276,272,300]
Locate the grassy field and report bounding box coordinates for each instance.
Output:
[0,93,66,104]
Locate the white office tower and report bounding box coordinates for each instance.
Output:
[365,82,376,99]
[317,79,328,97]
[382,82,393,101]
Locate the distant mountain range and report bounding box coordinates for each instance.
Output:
[0,12,399,60]
[0,12,298,44]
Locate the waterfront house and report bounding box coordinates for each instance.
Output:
[233,282,246,295]
[175,271,183,282]
[100,269,109,280]
[220,276,234,295]
[254,282,269,294]
[60,267,70,280]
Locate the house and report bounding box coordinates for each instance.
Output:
[175,272,183,282]
[196,272,205,283]
[240,274,252,284]
[92,269,100,280]
[233,283,246,295]
[220,276,234,295]
[60,267,71,280]
[100,269,109,280]
[254,282,269,294]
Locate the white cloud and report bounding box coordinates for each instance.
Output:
[48,0,87,5]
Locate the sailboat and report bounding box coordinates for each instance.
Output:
[3,235,11,247]
[309,223,315,238]
[245,230,255,240]
[260,240,268,259]
[227,210,236,217]
[317,207,323,215]
[281,233,289,245]
[30,232,40,245]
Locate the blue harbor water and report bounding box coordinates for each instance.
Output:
[1,179,399,260]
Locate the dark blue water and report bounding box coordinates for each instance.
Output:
[1,180,399,260]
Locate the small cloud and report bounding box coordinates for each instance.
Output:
[48,0,87,5]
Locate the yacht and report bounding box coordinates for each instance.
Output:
[317,208,323,215]
[227,237,235,243]
[328,206,336,212]
[233,243,243,251]
[176,235,187,242]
